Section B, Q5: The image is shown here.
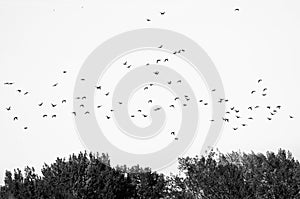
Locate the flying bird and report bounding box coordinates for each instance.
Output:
[72,112,76,116]
[171,131,175,135]
[17,89,22,93]
[146,19,151,22]
[123,61,127,65]
[251,90,256,94]
[85,111,90,115]
[160,11,165,15]
[105,92,110,96]
[158,45,163,48]
[154,71,159,75]
[174,97,180,101]
[144,86,148,90]
[263,88,267,92]
[62,100,67,103]
[52,115,57,118]
[106,116,111,119]
[276,106,281,109]
[289,115,294,119]
[51,103,57,107]
[235,8,240,12]
[212,89,216,92]
[82,96,86,100]
[267,117,272,121]
[248,117,254,120]
[167,81,172,85]
[241,124,247,127]
[43,114,47,118]
[97,105,102,108]
[248,107,253,110]
[80,104,85,108]
[169,105,175,108]
[156,59,161,63]
[164,58,169,62]
[6,106,11,111]
[24,92,29,95]
[13,117,18,121]
[258,79,262,83]
[96,86,101,90]
[53,83,58,87]
[177,80,182,83]
[148,100,152,103]
[262,94,267,96]
[38,102,43,106]
[233,127,238,131]
[142,114,148,118]
[127,65,132,69]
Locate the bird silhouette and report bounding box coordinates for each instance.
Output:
[51,103,57,107]
[24,92,29,95]
[289,115,294,119]
[154,71,159,75]
[142,114,148,118]
[63,70,67,74]
[167,81,172,85]
[96,86,101,90]
[263,88,267,92]
[235,110,240,113]
[106,116,111,119]
[85,111,90,115]
[262,94,267,96]
[4,82,14,85]
[183,103,187,106]
[158,45,163,48]
[171,131,175,135]
[199,100,203,102]
[230,107,235,110]
[105,92,110,96]
[248,117,254,120]
[17,89,22,93]
[164,58,169,62]
[146,19,151,22]
[24,127,28,130]
[118,102,123,105]
[251,90,256,94]
[127,65,132,69]
[72,112,76,116]
[131,115,135,117]
[81,78,85,81]
[276,106,281,109]
[97,105,102,108]
[148,100,152,103]
[13,117,18,121]
[174,97,180,101]
[43,115,47,118]
[210,120,214,122]
[80,104,85,108]
[233,127,238,131]
[255,106,259,109]
[53,83,58,87]
[123,61,127,65]
[267,117,272,120]
[177,80,182,83]
[267,106,271,109]
[212,89,216,92]
[138,110,142,112]
[248,107,253,110]
[62,100,66,103]
[82,96,86,100]
[144,86,148,90]
[204,103,208,106]
[235,8,240,11]
[241,124,247,127]
[160,11,165,15]
[258,79,262,83]
[52,115,57,118]
[154,107,161,111]
[6,106,11,111]
[38,102,43,106]
[156,59,161,63]
[236,115,241,119]
[169,105,175,108]
[174,137,179,140]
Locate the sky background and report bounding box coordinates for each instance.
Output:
[1,0,300,184]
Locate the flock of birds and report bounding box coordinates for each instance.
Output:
[2,9,295,141]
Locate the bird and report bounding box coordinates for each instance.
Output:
[85,111,90,115]
[164,58,169,62]
[210,120,214,122]
[212,89,216,92]
[171,131,175,135]
[177,80,182,83]
[97,105,102,108]
[158,45,163,48]
[204,103,208,106]
[270,112,275,116]
[154,107,161,111]
[81,78,85,81]
[263,88,267,92]
[174,137,179,141]
[289,115,294,119]
[144,86,149,90]
[241,124,247,127]
[248,117,254,120]
[127,65,132,69]
[138,110,142,112]
[156,59,161,63]
[13,117,18,121]
[24,127,28,130]
[146,19,151,22]
[160,11,165,15]
[24,92,29,95]
[226,111,230,114]
[149,83,154,86]
[123,61,127,65]
[267,106,271,109]
[63,70,67,74]
[258,79,262,83]
[62,100,67,103]
[233,127,238,131]
[235,110,240,113]
[6,106,11,111]
[167,81,172,85]
[183,103,187,107]
[154,71,159,75]
[236,115,241,119]
[17,89,22,93]
[38,102,43,106]
[4,82,14,85]
[52,115,57,118]
[230,107,235,110]
[255,106,259,109]
[118,102,123,105]
[276,106,281,109]
[251,90,256,94]
[148,100,152,103]
[222,118,229,122]
[235,8,240,12]
[262,94,267,96]
[105,92,110,96]
[106,116,111,119]
[53,83,58,87]
[80,104,85,108]
[267,117,272,120]
[142,114,148,118]
[96,86,101,90]
[51,103,57,107]
[224,99,229,102]
[174,97,180,101]
[199,100,203,102]
[248,107,253,110]
[72,112,76,116]
[169,105,175,108]
[82,96,86,100]
[131,115,135,118]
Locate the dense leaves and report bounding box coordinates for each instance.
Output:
[1,149,300,198]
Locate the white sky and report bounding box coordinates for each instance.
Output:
[0,0,300,184]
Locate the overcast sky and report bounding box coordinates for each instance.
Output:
[1,0,300,184]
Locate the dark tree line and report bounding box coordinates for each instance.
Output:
[1,149,300,199]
